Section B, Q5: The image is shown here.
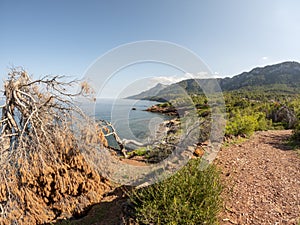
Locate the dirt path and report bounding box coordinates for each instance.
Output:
[57,130,300,225]
[216,130,300,225]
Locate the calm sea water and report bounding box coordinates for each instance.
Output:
[95,98,171,142]
[0,98,169,143]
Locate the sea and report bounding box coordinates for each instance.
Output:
[94,98,171,142]
[0,97,170,143]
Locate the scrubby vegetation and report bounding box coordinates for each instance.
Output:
[126,63,300,224]
[129,159,222,225]
[292,125,300,143]
[290,96,300,145]
[129,61,300,139]
[130,86,300,224]
[159,90,299,139]
[224,90,299,137]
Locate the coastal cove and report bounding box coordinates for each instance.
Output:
[95,98,172,142]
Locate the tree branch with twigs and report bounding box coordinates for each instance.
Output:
[0,68,94,158]
[0,68,113,225]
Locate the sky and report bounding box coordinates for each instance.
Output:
[1,0,300,97]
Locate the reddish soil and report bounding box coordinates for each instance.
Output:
[120,157,148,167]
[216,130,300,225]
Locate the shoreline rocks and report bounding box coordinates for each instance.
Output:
[145,104,179,116]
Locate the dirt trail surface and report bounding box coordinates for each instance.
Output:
[216,130,300,225]
[56,130,299,225]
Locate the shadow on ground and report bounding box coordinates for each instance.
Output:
[261,130,294,151]
[50,186,134,225]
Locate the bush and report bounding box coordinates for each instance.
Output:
[225,111,272,137]
[291,122,300,145]
[158,102,172,108]
[256,112,272,131]
[129,147,149,156]
[226,113,258,137]
[129,159,222,225]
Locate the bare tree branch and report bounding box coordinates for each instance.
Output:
[0,68,94,154]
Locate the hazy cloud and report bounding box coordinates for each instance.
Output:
[150,72,215,84]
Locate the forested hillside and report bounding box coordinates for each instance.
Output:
[127,61,300,101]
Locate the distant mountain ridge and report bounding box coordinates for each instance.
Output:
[219,61,300,91]
[126,61,300,100]
[126,83,167,100]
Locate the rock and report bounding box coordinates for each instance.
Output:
[145,105,179,116]
[270,105,297,129]
[194,147,205,157]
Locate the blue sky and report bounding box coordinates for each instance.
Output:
[1,0,300,97]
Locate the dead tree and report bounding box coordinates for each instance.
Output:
[0,68,94,161]
[0,68,110,224]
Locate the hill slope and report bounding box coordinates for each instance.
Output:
[126,83,167,100]
[127,61,300,100]
[220,61,300,91]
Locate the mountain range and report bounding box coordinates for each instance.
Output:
[127,61,300,101]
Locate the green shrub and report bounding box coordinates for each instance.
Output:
[225,113,258,137]
[256,112,272,131]
[291,122,300,145]
[133,147,149,156]
[225,111,271,137]
[129,160,222,225]
[158,102,172,108]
